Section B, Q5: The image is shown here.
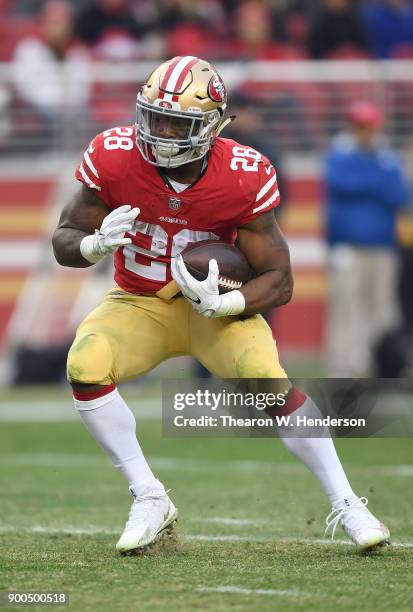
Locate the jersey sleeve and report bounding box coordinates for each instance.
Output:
[237,156,281,226]
[75,132,112,206]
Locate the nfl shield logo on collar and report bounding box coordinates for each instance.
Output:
[169,197,182,211]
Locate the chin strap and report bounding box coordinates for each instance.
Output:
[216,115,236,136]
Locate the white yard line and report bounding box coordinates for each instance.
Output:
[187,534,265,542]
[0,453,292,473]
[186,534,413,548]
[200,517,263,526]
[381,465,413,476]
[0,525,411,548]
[308,538,413,549]
[0,525,118,536]
[196,517,413,546]
[0,453,108,467]
[197,586,301,596]
[1,452,412,479]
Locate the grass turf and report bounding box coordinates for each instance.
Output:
[0,388,412,611]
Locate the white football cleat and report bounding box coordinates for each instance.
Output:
[116,481,178,554]
[325,496,390,550]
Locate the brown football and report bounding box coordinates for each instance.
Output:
[181,240,251,294]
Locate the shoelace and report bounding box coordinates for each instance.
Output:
[126,491,167,529]
[324,496,369,540]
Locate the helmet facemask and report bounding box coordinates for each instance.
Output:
[136,95,222,168]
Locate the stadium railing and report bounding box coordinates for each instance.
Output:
[0,60,412,154]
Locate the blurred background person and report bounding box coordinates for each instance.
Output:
[74,0,162,60]
[12,0,90,150]
[324,100,410,376]
[309,0,369,59]
[75,0,144,47]
[74,0,162,135]
[225,91,285,200]
[374,205,413,377]
[152,0,226,59]
[360,0,413,59]
[222,0,302,60]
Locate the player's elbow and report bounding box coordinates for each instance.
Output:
[52,230,66,266]
[279,271,294,306]
[52,229,78,267]
[53,250,69,267]
[271,269,293,307]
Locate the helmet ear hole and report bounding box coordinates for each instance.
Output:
[207,110,220,124]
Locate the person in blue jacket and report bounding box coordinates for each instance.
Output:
[324,100,409,376]
[360,0,413,59]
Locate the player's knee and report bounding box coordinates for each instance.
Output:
[67,332,114,385]
[235,347,288,380]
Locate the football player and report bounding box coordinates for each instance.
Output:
[52,56,389,553]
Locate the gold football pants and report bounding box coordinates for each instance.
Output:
[67,287,288,385]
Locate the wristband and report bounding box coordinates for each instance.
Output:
[213,289,245,317]
[80,232,103,264]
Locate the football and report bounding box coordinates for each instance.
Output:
[181,240,251,294]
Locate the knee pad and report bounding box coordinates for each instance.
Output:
[67,332,114,385]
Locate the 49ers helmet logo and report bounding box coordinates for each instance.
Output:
[208,75,226,103]
[158,100,173,109]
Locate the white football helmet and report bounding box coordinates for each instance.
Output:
[136,56,228,168]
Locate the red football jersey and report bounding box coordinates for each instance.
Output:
[75,125,280,294]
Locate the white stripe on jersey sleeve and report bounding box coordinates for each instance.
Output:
[253,189,280,214]
[79,163,101,191]
[255,171,277,202]
[84,150,99,178]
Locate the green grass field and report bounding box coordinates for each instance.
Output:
[0,385,412,611]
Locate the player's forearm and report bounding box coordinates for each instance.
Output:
[241,268,293,315]
[52,227,94,268]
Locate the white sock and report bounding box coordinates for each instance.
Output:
[73,387,161,495]
[277,395,356,507]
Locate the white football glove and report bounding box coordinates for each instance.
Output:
[80,205,140,263]
[172,254,221,318]
[171,254,246,318]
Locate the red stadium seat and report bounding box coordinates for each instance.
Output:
[166,24,214,58]
[325,44,372,60]
[0,17,38,61]
[391,43,413,59]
